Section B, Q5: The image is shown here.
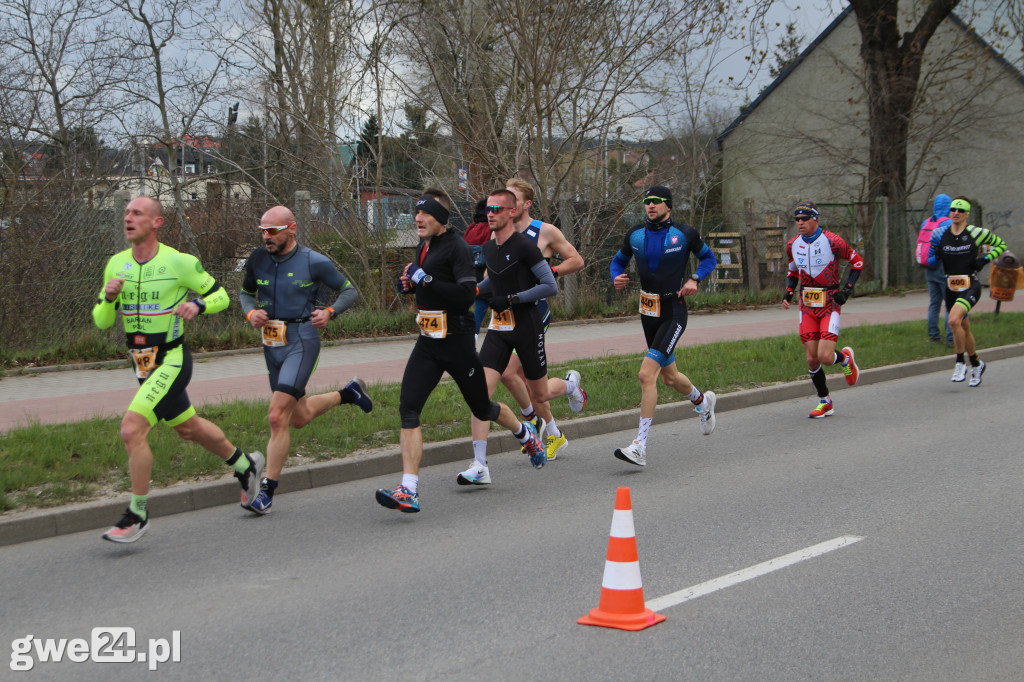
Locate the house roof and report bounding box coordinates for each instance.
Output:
[716,6,852,150]
[716,7,1024,150]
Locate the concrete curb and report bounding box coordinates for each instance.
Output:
[3,341,1022,547]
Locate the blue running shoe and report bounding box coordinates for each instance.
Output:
[520,416,546,454]
[248,478,273,515]
[343,376,373,413]
[375,485,420,513]
[522,420,546,469]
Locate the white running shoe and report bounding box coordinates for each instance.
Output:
[102,508,148,543]
[565,370,587,413]
[456,462,491,486]
[968,360,986,387]
[696,391,717,435]
[951,362,967,382]
[614,440,646,467]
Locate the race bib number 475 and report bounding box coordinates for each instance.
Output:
[262,319,288,347]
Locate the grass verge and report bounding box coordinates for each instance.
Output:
[1,311,1020,513]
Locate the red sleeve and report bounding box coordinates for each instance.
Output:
[827,232,864,270]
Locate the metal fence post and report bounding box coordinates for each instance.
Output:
[558,195,576,311]
[880,196,889,290]
[294,190,311,229]
[743,198,758,292]
[112,189,131,250]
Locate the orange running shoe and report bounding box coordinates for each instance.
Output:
[841,347,859,386]
[809,399,834,419]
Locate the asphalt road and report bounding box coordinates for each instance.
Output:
[3,359,1023,681]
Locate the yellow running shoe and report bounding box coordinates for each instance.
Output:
[546,432,568,460]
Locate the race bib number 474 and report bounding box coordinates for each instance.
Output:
[416,310,448,338]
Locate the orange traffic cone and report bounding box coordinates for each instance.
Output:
[578,486,665,631]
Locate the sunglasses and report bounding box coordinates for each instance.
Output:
[949,208,967,213]
[259,224,292,235]
[794,216,815,222]
[643,197,667,205]
[485,205,511,214]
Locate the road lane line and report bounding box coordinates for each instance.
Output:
[646,535,864,612]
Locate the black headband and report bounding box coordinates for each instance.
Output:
[415,196,449,226]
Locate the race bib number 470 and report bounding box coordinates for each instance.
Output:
[802,288,825,307]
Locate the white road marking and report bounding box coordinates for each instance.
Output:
[646,535,864,612]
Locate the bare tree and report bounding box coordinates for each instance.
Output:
[0,0,127,195]
[110,0,235,250]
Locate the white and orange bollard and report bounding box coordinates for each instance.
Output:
[578,486,666,631]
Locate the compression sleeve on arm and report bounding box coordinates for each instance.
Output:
[515,261,558,303]
[476,277,493,298]
[610,250,630,279]
[239,289,257,318]
[327,285,358,317]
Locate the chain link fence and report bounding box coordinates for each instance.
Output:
[0,190,932,357]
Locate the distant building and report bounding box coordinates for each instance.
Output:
[717,8,1024,246]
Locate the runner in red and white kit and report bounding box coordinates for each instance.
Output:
[781,201,864,418]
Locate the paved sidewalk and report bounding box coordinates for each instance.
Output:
[1,291,1020,432]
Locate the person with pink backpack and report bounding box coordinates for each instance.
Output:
[917,194,953,345]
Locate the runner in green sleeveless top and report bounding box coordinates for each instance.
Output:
[92,196,264,543]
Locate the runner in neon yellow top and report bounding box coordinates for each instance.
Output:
[93,240,230,345]
[91,196,264,544]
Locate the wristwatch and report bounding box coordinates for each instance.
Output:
[191,297,206,314]
[690,275,700,283]
[421,275,433,285]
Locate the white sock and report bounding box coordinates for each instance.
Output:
[516,426,533,444]
[546,419,561,438]
[473,440,488,467]
[520,404,534,418]
[401,474,418,494]
[637,417,653,447]
[687,386,702,403]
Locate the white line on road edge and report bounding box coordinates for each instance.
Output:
[646,535,864,612]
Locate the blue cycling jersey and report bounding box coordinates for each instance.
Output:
[610,220,717,293]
